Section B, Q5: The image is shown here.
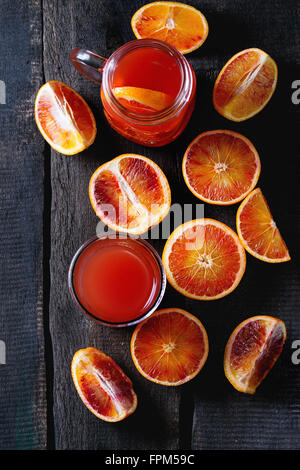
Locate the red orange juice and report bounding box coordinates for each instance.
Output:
[100,39,196,146]
[112,46,182,110]
[69,236,165,325]
[71,40,196,146]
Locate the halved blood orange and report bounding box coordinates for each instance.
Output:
[162,219,246,300]
[89,154,171,235]
[224,316,286,394]
[112,87,171,113]
[131,308,209,385]
[237,188,290,263]
[35,81,96,155]
[71,347,137,422]
[131,2,209,54]
[182,130,261,205]
[213,48,278,121]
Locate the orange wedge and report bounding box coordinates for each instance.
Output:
[182,130,261,205]
[131,308,209,385]
[237,188,290,263]
[89,154,171,235]
[131,2,209,54]
[35,81,96,155]
[112,87,171,113]
[213,48,278,121]
[162,219,246,300]
[224,316,286,394]
[71,348,137,422]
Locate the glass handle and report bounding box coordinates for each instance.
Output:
[70,48,107,84]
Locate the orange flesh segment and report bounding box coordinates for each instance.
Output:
[237,188,290,262]
[225,317,286,394]
[163,220,246,300]
[89,155,171,235]
[112,87,171,113]
[214,49,277,121]
[72,348,137,421]
[35,81,96,154]
[132,2,208,54]
[183,131,260,204]
[131,309,208,385]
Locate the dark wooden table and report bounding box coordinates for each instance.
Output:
[0,0,299,450]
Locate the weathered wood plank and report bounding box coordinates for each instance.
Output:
[0,0,47,449]
[44,0,182,450]
[190,0,300,449]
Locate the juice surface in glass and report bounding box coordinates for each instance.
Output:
[72,237,162,324]
[112,47,182,111]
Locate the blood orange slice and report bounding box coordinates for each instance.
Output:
[131,308,209,385]
[182,130,261,205]
[213,48,278,121]
[112,87,171,113]
[71,347,137,422]
[237,188,290,263]
[224,316,286,394]
[131,2,209,54]
[162,219,246,300]
[89,154,171,235]
[35,81,96,155]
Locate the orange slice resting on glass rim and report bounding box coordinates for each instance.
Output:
[182,130,261,205]
[162,219,246,300]
[236,188,290,263]
[89,154,171,235]
[213,48,278,121]
[131,308,209,386]
[224,316,286,394]
[131,1,209,54]
[71,347,137,422]
[35,81,96,155]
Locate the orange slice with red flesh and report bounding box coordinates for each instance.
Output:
[112,87,171,113]
[131,2,209,54]
[213,48,278,121]
[236,188,290,263]
[89,154,171,235]
[131,308,209,385]
[224,316,286,394]
[71,347,137,422]
[35,81,96,155]
[182,130,261,205]
[162,219,246,300]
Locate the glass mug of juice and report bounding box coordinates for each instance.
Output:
[68,234,166,327]
[70,39,196,147]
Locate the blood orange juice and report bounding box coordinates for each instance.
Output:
[112,46,182,110]
[69,236,166,326]
[101,40,196,146]
[70,39,196,146]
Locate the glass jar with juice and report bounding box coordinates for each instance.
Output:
[68,235,166,327]
[70,39,196,146]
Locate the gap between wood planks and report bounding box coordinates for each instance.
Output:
[179,386,194,449]
[41,0,55,450]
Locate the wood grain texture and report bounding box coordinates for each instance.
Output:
[42,0,300,450]
[0,0,46,449]
[44,0,181,450]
